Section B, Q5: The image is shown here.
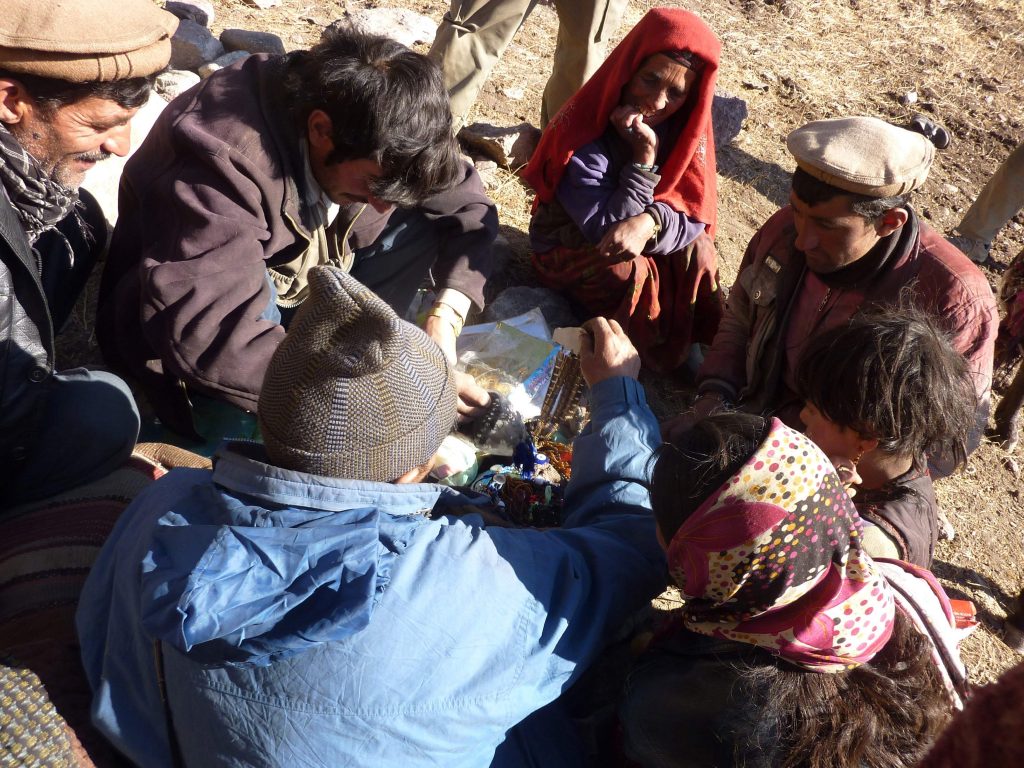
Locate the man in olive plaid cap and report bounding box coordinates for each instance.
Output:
[1,0,177,505]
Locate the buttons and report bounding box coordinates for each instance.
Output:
[28,366,49,383]
[9,446,27,461]
[752,289,762,300]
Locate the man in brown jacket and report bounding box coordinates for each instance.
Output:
[1,0,176,505]
[667,117,997,467]
[99,29,498,443]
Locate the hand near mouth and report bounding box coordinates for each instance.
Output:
[610,106,658,167]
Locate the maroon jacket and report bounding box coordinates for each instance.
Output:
[697,206,998,447]
[98,54,496,436]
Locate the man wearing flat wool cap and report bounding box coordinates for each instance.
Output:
[0,0,177,505]
[667,115,997,467]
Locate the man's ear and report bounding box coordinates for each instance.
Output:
[0,78,33,125]
[306,109,335,155]
[874,207,909,238]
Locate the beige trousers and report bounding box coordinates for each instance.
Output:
[958,139,1024,244]
[429,0,628,129]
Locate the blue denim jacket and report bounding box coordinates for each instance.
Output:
[77,377,665,767]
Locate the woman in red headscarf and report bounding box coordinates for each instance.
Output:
[522,7,723,373]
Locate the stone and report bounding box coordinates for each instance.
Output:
[220,28,286,55]
[711,90,748,149]
[198,50,249,79]
[458,122,542,170]
[899,90,918,106]
[154,69,201,101]
[242,0,281,8]
[324,9,436,49]
[164,0,214,27]
[482,286,578,331]
[170,19,225,71]
[82,92,169,226]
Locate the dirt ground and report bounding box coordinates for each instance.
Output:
[75,0,1024,683]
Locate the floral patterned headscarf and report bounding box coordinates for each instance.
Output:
[666,418,895,672]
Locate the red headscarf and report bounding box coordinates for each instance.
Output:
[522,7,721,235]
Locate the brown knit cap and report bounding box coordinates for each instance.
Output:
[787,116,935,197]
[259,266,458,482]
[0,0,177,83]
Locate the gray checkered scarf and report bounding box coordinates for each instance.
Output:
[0,122,80,245]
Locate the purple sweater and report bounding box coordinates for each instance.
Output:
[530,129,706,255]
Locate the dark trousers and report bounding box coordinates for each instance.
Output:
[8,191,140,505]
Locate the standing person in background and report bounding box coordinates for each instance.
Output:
[430,0,628,129]
[948,139,1024,263]
[0,0,175,505]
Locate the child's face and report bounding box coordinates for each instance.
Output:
[800,402,866,462]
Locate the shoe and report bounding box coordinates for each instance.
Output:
[947,234,991,263]
[907,113,952,150]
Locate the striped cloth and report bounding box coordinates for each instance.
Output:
[0,451,177,767]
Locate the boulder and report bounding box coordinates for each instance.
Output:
[711,90,748,149]
[482,286,578,330]
[164,0,214,27]
[220,28,286,55]
[154,69,201,101]
[170,19,225,71]
[324,9,436,49]
[198,50,249,79]
[458,122,541,170]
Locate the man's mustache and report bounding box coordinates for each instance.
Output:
[76,150,112,163]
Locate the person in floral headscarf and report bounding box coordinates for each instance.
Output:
[522,7,723,373]
[620,413,962,768]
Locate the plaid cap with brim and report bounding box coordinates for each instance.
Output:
[787,116,935,198]
[0,0,177,82]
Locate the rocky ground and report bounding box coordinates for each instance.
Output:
[69,0,1024,684]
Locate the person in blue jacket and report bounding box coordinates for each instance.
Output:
[77,264,666,767]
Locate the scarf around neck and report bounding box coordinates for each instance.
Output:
[666,418,896,672]
[0,122,80,245]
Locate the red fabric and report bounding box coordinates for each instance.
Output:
[531,235,723,373]
[522,7,721,236]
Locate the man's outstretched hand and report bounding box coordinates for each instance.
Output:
[579,317,640,386]
[455,371,491,423]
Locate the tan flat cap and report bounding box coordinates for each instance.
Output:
[0,0,178,83]
[787,116,935,197]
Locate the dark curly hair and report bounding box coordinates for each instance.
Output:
[792,166,910,222]
[282,27,461,207]
[740,610,952,768]
[795,305,977,470]
[650,411,769,541]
